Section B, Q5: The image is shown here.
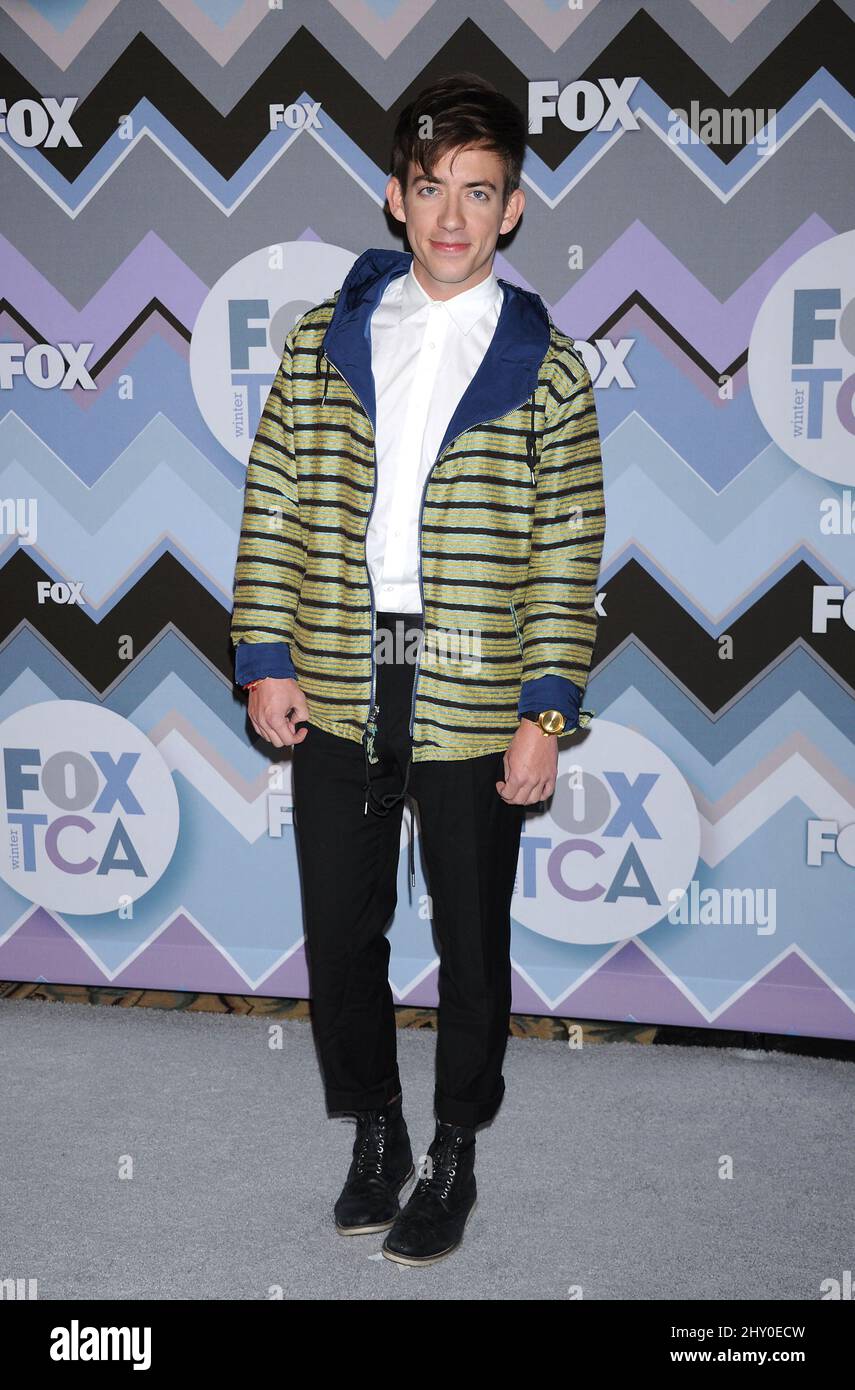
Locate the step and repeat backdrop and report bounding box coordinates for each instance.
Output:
[1,1,853,1039]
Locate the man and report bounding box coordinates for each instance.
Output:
[230,72,605,1266]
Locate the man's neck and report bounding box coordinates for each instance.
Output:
[410,255,495,303]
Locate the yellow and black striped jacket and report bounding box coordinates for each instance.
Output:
[230,248,605,762]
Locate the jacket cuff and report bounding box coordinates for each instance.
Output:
[234,640,297,686]
[518,676,583,725]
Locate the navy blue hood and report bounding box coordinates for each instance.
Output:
[316,247,551,464]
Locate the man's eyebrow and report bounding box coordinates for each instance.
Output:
[412,174,498,191]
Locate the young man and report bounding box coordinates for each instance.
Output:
[230,72,605,1266]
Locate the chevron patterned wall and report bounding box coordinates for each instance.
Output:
[0,0,853,1040]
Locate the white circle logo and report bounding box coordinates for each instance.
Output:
[513,720,700,945]
[190,241,357,464]
[748,229,855,484]
[0,701,180,914]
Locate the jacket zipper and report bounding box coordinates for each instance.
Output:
[509,597,523,653]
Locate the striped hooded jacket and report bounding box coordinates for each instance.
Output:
[230,247,606,764]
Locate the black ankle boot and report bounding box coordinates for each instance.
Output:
[381,1119,477,1265]
[334,1095,414,1235]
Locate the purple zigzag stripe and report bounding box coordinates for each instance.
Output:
[1,915,850,1040]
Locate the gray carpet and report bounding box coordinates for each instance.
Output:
[1,997,850,1300]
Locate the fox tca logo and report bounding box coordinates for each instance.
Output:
[528,78,640,135]
[0,97,80,147]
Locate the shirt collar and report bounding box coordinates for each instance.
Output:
[397,260,502,334]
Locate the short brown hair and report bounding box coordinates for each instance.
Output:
[390,72,526,206]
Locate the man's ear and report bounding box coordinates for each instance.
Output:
[386,175,407,223]
[501,187,525,235]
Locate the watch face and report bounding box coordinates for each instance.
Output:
[539,710,566,735]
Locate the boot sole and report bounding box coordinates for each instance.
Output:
[334,1164,415,1236]
[380,1196,477,1266]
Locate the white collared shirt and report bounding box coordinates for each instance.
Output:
[367,260,503,611]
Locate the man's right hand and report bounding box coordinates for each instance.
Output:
[247,677,309,749]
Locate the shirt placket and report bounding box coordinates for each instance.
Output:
[380,301,448,598]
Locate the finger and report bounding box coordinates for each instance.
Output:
[496,768,518,801]
[254,713,285,748]
[499,774,520,801]
[504,777,533,805]
[520,786,540,805]
[276,711,309,746]
[267,713,297,747]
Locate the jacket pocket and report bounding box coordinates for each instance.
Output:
[509,598,523,653]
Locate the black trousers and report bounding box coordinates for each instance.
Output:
[291,612,525,1128]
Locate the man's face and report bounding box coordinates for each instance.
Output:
[386,143,525,300]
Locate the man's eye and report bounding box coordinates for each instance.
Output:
[416,186,488,199]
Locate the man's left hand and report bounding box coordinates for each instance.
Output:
[496,720,559,805]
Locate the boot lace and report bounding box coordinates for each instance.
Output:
[413,1131,464,1202]
[353,1110,388,1178]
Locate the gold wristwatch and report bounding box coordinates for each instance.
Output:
[521,709,566,736]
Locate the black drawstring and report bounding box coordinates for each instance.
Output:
[362,737,416,888]
[362,737,413,814]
